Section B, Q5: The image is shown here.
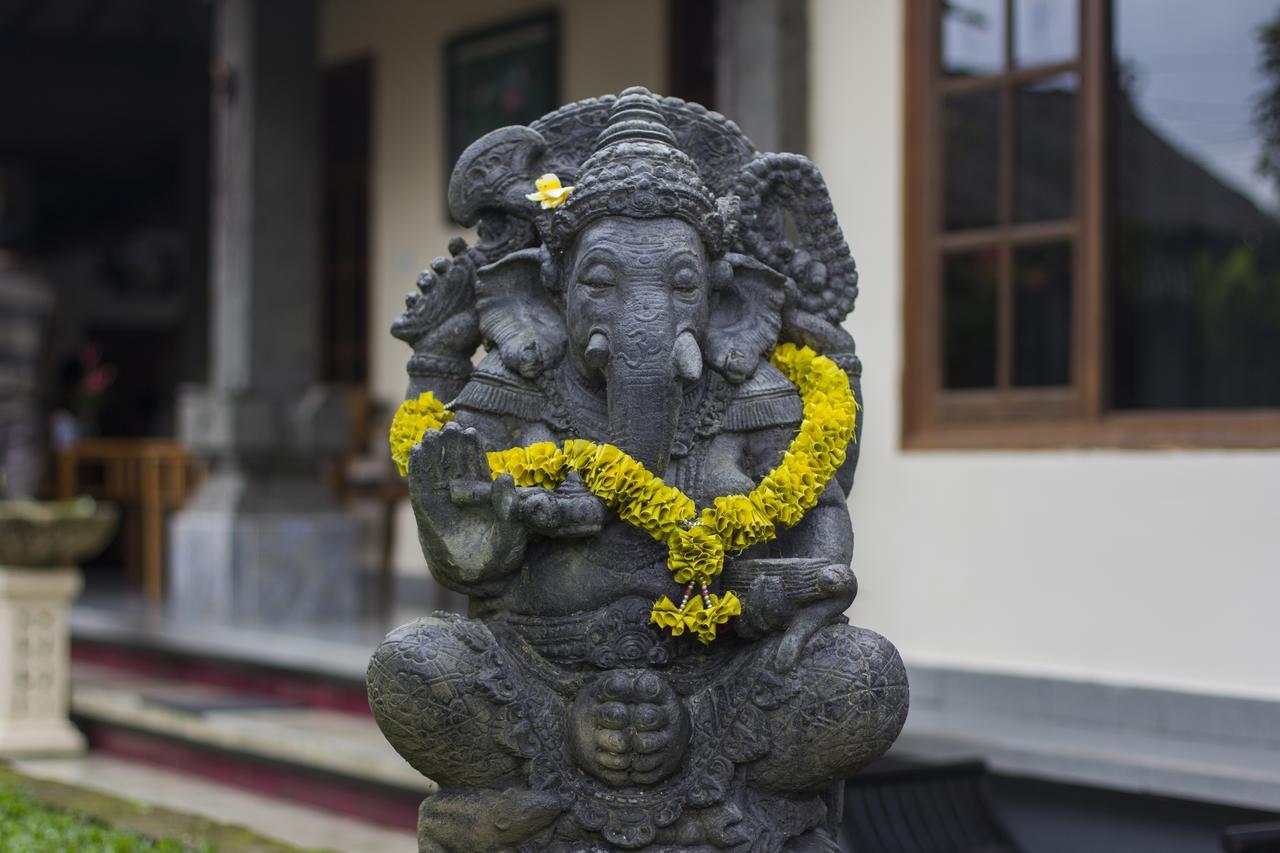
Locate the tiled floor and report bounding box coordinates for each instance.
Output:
[11,754,417,852]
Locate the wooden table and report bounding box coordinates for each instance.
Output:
[56,439,204,602]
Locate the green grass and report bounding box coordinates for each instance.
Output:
[0,765,311,852]
[0,786,205,852]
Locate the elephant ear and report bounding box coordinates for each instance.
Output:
[475,247,567,380]
[706,252,787,384]
[448,126,548,227]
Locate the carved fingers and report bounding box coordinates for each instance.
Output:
[568,670,691,788]
[516,472,607,537]
[412,422,490,496]
[773,598,849,675]
[408,423,528,587]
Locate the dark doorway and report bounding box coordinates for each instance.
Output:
[0,0,212,439]
[668,0,717,109]
[320,57,372,388]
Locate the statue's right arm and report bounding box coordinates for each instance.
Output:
[407,410,529,596]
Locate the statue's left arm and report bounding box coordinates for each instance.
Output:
[743,423,859,672]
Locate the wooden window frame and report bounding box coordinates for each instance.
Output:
[902,0,1280,450]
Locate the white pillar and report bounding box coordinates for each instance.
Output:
[0,566,85,756]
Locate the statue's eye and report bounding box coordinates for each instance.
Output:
[672,267,699,292]
[579,265,616,291]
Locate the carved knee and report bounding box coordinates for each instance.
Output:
[749,624,908,792]
[367,614,528,786]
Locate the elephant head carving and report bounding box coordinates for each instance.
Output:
[430,86,857,476]
[476,228,786,473]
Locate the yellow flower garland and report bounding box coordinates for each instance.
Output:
[388,343,857,644]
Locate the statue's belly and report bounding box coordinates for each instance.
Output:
[490,521,678,617]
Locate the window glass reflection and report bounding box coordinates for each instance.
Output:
[1014,0,1078,67]
[1014,241,1073,386]
[944,90,1001,230]
[943,0,1006,77]
[1015,72,1077,222]
[1111,0,1280,408]
[944,248,1000,389]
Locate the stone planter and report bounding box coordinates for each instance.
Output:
[0,498,118,756]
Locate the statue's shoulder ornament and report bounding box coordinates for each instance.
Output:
[721,362,803,433]
[452,351,570,430]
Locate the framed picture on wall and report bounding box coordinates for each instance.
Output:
[445,13,559,211]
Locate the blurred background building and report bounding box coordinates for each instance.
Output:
[2,0,1279,850]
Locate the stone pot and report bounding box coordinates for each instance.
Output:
[0,498,118,756]
[0,498,120,567]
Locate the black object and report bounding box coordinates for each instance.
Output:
[1225,822,1280,853]
[842,762,1022,853]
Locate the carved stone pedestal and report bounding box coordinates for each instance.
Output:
[0,566,85,756]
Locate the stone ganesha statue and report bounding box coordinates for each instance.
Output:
[369,87,908,852]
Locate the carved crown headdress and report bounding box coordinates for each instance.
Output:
[445,85,859,326]
[406,86,865,481]
[542,87,734,254]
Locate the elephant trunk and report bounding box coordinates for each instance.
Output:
[604,288,692,474]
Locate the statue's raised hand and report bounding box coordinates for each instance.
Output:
[408,422,527,590]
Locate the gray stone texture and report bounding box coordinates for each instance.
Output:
[367,88,903,852]
[0,265,52,498]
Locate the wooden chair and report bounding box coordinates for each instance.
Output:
[56,439,204,602]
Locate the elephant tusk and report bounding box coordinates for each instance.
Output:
[584,331,611,371]
[673,330,703,383]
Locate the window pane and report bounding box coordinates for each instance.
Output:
[1015,73,1077,222]
[944,248,999,388]
[1111,0,1280,408]
[944,90,1001,230]
[1014,0,1078,68]
[943,0,1006,77]
[1014,241,1072,386]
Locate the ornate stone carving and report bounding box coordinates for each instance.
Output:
[369,87,907,852]
[0,498,118,756]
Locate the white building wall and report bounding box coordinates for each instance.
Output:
[319,0,1280,701]
[811,0,1280,700]
[321,0,669,576]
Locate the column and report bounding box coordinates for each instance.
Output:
[715,0,809,155]
[169,0,358,624]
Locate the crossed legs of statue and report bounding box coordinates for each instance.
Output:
[368,613,907,852]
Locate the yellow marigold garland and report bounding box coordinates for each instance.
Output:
[389,392,454,476]
[387,343,857,644]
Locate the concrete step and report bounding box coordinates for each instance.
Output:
[9,753,417,852]
[70,662,433,830]
[70,602,378,712]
